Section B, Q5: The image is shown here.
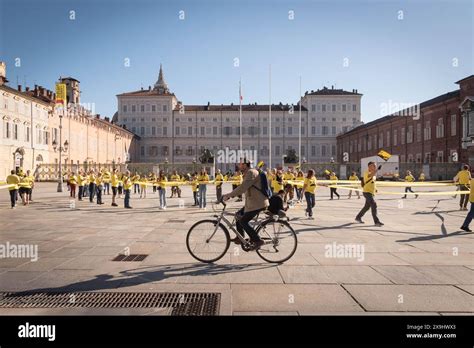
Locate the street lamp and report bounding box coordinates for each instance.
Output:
[192,158,196,174]
[164,158,168,174]
[52,138,69,192]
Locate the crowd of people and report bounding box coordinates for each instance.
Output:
[4,162,474,235]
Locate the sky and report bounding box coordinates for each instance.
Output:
[0,0,473,122]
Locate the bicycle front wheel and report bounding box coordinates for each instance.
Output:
[256,219,298,263]
[186,219,230,263]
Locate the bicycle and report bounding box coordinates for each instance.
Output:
[186,198,298,263]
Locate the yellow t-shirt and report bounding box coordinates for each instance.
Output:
[77,175,85,187]
[419,173,425,181]
[197,174,210,184]
[19,176,32,189]
[349,175,359,181]
[123,176,132,190]
[157,176,168,189]
[303,177,317,194]
[102,171,111,183]
[6,174,20,191]
[132,175,140,184]
[170,174,180,184]
[215,174,224,187]
[272,177,284,192]
[469,179,474,203]
[362,171,376,195]
[88,174,96,183]
[231,174,242,185]
[191,179,199,192]
[405,174,415,182]
[329,175,338,181]
[95,175,103,186]
[457,170,470,185]
[111,174,118,187]
[140,178,148,188]
[283,173,295,184]
[69,175,77,185]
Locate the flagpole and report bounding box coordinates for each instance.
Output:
[239,78,243,153]
[298,75,302,168]
[269,64,272,169]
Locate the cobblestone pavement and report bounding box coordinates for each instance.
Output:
[0,183,473,315]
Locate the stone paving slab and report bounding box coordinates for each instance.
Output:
[343,285,474,312]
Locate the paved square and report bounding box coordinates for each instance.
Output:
[0,183,473,315]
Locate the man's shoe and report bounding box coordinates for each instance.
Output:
[250,239,265,250]
[355,218,364,224]
[375,222,384,227]
[112,203,118,207]
[460,226,472,232]
[125,206,132,209]
[231,237,243,245]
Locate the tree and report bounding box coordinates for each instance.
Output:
[199,149,214,164]
[283,149,298,164]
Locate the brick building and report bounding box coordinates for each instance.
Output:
[337,75,474,172]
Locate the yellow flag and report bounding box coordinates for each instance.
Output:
[55,83,67,105]
[257,161,265,169]
[324,169,330,175]
[377,150,392,161]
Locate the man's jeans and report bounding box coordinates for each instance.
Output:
[356,192,380,224]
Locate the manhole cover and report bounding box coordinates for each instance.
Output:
[0,292,220,315]
[112,254,148,261]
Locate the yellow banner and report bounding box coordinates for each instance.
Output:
[55,83,67,105]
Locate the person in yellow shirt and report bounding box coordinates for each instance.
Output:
[355,161,383,226]
[157,170,168,209]
[6,170,20,209]
[25,169,35,202]
[132,172,140,194]
[215,169,224,202]
[102,169,111,195]
[170,170,181,198]
[295,170,305,202]
[348,171,361,199]
[283,169,296,202]
[190,173,199,206]
[69,172,78,199]
[18,174,32,206]
[111,168,119,207]
[302,169,317,219]
[329,172,340,200]
[454,165,471,210]
[460,177,474,232]
[231,170,243,202]
[149,172,157,194]
[77,170,85,201]
[95,173,104,205]
[139,176,148,199]
[197,168,210,209]
[419,172,425,182]
[272,170,284,193]
[88,170,96,203]
[402,170,418,199]
[122,170,133,209]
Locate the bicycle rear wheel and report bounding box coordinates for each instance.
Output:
[255,219,297,263]
[186,219,230,263]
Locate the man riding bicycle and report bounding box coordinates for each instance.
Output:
[222,159,269,250]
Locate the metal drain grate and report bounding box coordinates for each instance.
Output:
[0,292,220,315]
[112,254,148,262]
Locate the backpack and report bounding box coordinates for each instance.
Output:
[253,170,272,199]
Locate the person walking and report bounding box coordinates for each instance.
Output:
[157,170,168,209]
[191,173,199,206]
[197,168,209,209]
[95,172,104,205]
[454,165,471,210]
[88,170,96,203]
[348,171,361,199]
[6,170,20,209]
[295,170,305,202]
[402,170,418,199]
[302,169,317,219]
[215,169,224,202]
[123,171,133,209]
[329,172,340,200]
[111,168,119,207]
[355,161,383,226]
[77,170,85,201]
[460,176,474,232]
